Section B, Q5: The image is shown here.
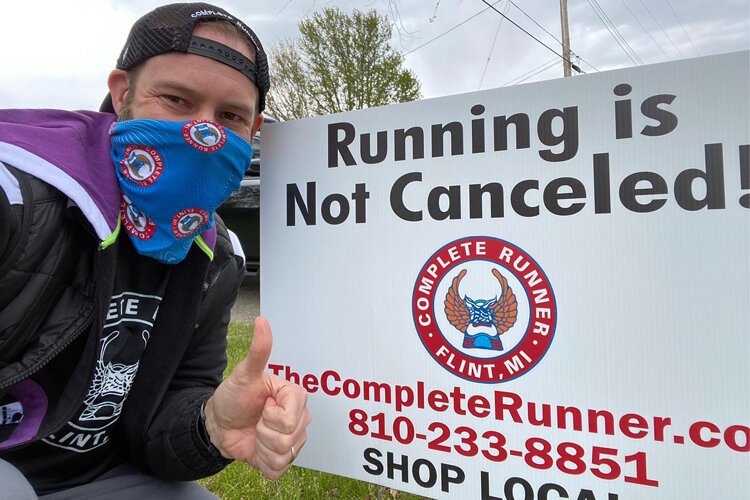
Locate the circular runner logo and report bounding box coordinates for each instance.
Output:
[182,120,226,152]
[172,208,209,238]
[412,236,556,383]
[120,145,163,186]
[121,195,156,240]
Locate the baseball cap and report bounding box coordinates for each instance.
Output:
[100,2,269,113]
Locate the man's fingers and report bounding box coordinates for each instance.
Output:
[255,407,312,454]
[261,379,309,432]
[240,316,273,379]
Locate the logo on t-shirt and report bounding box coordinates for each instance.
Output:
[42,292,162,453]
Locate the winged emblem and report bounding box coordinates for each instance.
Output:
[444,268,518,351]
[194,123,221,145]
[123,152,153,179]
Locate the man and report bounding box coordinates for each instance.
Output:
[0,3,311,498]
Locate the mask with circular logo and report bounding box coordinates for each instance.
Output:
[110,119,252,263]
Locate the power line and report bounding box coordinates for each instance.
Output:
[478,8,507,90]
[503,57,559,86]
[403,0,503,56]
[588,0,644,65]
[479,0,580,71]
[617,0,672,61]
[506,0,597,73]
[512,60,560,85]
[507,0,562,46]
[571,51,599,72]
[664,0,701,56]
[635,0,685,57]
[586,0,644,65]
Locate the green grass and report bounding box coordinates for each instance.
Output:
[199,323,427,500]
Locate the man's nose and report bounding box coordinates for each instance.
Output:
[194,108,220,124]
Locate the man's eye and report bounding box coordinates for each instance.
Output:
[222,112,244,122]
[165,95,184,105]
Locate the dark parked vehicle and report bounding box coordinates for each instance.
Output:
[216,116,277,276]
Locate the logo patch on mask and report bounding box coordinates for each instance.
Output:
[172,208,209,238]
[120,145,163,186]
[182,120,226,152]
[412,236,556,383]
[121,195,156,240]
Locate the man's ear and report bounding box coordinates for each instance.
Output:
[107,69,131,114]
[251,113,264,137]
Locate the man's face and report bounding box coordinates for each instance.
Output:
[108,24,263,142]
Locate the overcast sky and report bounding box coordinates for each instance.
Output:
[2,0,748,111]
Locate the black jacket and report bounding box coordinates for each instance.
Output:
[0,110,244,481]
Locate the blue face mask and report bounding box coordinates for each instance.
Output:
[110,119,252,264]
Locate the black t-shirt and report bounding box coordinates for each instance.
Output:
[6,236,170,493]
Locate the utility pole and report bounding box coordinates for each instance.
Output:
[559,0,572,77]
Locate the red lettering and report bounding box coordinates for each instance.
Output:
[652,416,672,442]
[587,409,615,436]
[428,390,450,412]
[268,363,284,376]
[449,386,467,416]
[725,425,750,452]
[394,386,413,412]
[620,413,649,439]
[494,391,523,423]
[556,405,583,431]
[468,395,490,418]
[284,365,300,385]
[321,370,341,396]
[302,374,319,393]
[689,421,721,448]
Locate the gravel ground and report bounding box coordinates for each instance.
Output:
[230,275,260,324]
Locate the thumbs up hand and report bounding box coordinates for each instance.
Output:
[204,316,312,480]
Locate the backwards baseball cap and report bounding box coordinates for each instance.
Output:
[100,2,269,113]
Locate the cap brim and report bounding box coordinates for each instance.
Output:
[100,93,116,113]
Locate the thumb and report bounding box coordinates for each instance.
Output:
[241,316,273,379]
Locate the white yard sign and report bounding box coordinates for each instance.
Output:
[261,52,749,499]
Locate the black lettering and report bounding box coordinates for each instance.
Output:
[321,193,349,225]
[469,183,504,218]
[362,447,383,475]
[511,180,540,217]
[428,185,461,220]
[395,127,425,161]
[412,459,437,488]
[472,104,486,153]
[640,94,678,136]
[352,183,370,223]
[387,453,409,483]
[593,153,612,213]
[576,490,597,500]
[506,476,534,500]
[481,471,502,500]
[740,144,750,209]
[619,172,668,213]
[538,106,579,162]
[390,172,423,222]
[543,177,586,216]
[540,482,569,499]
[361,131,388,164]
[493,113,531,152]
[674,143,726,210]
[328,122,356,167]
[432,122,464,157]
[286,182,316,226]
[614,84,633,139]
[440,463,465,493]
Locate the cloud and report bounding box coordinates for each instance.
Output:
[1,0,747,109]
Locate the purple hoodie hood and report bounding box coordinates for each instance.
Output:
[0,109,216,250]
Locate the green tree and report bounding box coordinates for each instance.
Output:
[267,7,421,120]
